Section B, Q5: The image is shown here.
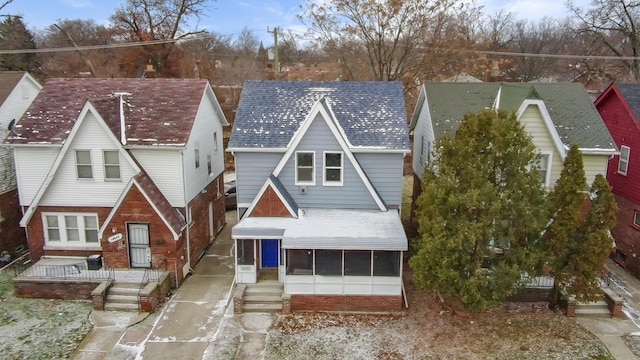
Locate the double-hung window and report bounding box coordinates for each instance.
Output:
[324,152,343,185]
[44,213,99,246]
[619,145,630,176]
[538,152,552,186]
[296,151,315,185]
[103,150,121,180]
[75,150,93,179]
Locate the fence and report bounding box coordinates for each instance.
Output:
[15,262,114,282]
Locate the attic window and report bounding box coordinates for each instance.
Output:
[295,151,315,185]
[103,151,120,181]
[619,145,630,176]
[75,150,93,180]
[323,152,343,186]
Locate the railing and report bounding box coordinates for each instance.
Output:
[137,260,168,312]
[521,275,554,289]
[16,262,114,281]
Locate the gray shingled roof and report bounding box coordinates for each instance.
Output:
[614,83,640,123]
[422,82,616,150]
[5,78,211,146]
[229,80,409,150]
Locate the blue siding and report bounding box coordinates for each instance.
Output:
[235,152,283,204]
[355,153,404,207]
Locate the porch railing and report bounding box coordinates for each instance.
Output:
[15,262,115,282]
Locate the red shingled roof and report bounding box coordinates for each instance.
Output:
[5,78,209,146]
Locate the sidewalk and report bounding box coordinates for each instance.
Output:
[575,259,640,360]
[71,211,273,360]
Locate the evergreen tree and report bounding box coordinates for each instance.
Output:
[563,174,618,300]
[410,109,546,310]
[540,144,587,275]
[0,16,41,73]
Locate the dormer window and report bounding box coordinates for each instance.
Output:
[324,152,343,186]
[296,151,315,185]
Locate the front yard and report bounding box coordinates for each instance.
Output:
[0,271,92,360]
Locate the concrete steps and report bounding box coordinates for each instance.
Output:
[575,301,611,317]
[105,282,143,312]
[243,281,283,313]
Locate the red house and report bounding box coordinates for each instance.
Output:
[595,83,640,274]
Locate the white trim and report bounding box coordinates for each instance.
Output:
[294,151,315,186]
[538,151,553,187]
[323,151,343,186]
[516,100,567,160]
[19,101,142,227]
[271,99,387,211]
[618,145,630,176]
[226,147,288,153]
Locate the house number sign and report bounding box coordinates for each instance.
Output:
[108,233,123,243]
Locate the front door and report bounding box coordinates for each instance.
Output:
[261,239,278,268]
[128,223,151,268]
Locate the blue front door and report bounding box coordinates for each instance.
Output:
[261,239,279,268]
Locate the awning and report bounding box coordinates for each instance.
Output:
[231,209,407,251]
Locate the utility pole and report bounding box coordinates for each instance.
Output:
[268,26,280,79]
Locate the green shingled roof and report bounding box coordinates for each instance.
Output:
[421,82,616,151]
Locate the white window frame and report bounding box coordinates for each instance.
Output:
[75,150,93,180]
[323,151,344,186]
[103,150,121,181]
[295,151,315,185]
[538,151,552,187]
[42,213,100,248]
[619,145,630,176]
[633,210,640,228]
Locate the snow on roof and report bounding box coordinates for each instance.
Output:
[232,209,407,251]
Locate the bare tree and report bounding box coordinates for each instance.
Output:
[110,0,213,76]
[234,27,259,57]
[568,0,640,81]
[300,0,458,85]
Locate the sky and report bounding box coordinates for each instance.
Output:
[2,0,587,46]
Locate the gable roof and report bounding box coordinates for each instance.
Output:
[0,71,39,105]
[606,83,640,127]
[412,82,616,152]
[5,78,218,147]
[99,171,186,241]
[228,80,410,151]
[244,174,300,219]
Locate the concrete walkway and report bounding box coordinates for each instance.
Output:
[71,211,273,360]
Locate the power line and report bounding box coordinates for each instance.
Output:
[0,38,177,54]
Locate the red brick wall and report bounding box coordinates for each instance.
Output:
[101,184,183,274]
[14,278,100,300]
[610,194,640,276]
[250,186,291,217]
[185,178,226,266]
[597,89,640,204]
[0,189,27,257]
[291,294,404,312]
[25,206,111,262]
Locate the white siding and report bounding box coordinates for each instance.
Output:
[39,112,138,207]
[0,74,41,193]
[182,89,227,203]
[131,148,185,207]
[13,147,58,205]
[412,97,436,179]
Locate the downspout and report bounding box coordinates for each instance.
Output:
[181,150,194,275]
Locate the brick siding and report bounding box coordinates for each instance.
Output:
[0,189,27,257]
[291,294,404,312]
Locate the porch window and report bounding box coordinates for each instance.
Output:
[295,152,315,185]
[373,251,400,276]
[315,250,342,276]
[237,239,255,265]
[323,152,343,185]
[619,145,630,176]
[103,150,121,180]
[344,250,371,276]
[75,150,93,179]
[286,249,313,275]
[43,213,99,246]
